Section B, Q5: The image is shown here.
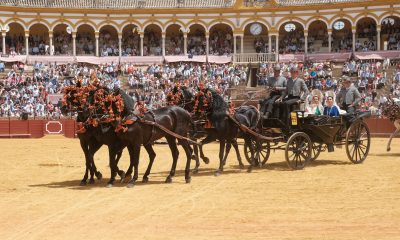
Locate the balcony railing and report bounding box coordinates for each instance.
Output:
[0,0,236,8]
[233,53,276,63]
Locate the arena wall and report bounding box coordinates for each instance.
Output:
[0,118,395,138]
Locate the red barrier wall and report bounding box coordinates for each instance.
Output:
[0,118,397,138]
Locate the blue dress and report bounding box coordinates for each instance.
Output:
[323,106,340,117]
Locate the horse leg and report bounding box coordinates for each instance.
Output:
[192,144,201,174]
[215,140,226,176]
[222,141,232,166]
[79,139,93,186]
[179,139,192,183]
[165,136,179,183]
[232,139,244,168]
[127,144,141,188]
[112,149,126,181]
[87,141,103,184]
[142,144,156,183]
[106,146,119,188]
[387,128,400,152]
[199,135,215,164]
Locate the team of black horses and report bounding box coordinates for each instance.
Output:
[61,80,261,187]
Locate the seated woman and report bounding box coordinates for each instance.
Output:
[305,89,324,116]
[323,96,340,117]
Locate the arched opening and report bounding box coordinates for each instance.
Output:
[381,16,400,51]
[243,22,269,54]
[165,24,184,55]
[143,24,162,56]
[76,24,95,55]
[307,20,328,53]
[188,24,206,55]
[331,19,352,52]
[5,22,25,55]
[29,23,49,55]
[99,25,118,56]
[53,24,72,55]
[356,17,377,52]
[279,21,304,54]
[121,24,140,56]
[209,23,233,55]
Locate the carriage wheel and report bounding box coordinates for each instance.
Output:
[310,142,322,161]
[285,132,312,170]
[345,121,370,164]
[244,139,271,166]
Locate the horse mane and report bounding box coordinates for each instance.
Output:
[209,89,228,113]
[381,99,400,122]
[180,86,194,102]
[113,88,134,117]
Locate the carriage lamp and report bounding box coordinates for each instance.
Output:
[291,112,298,126]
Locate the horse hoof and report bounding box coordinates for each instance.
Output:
[88,179,95,184]
[127,183,135,188]
[95,172,103,180]
[165,177,172,183]
[214,171,221,177]
[203,157,210,164]
[247,167,253,173]
[118,170,126,180]
[80,180,87,186]
[239,164,245,169]
[122,175,132,183]
[185,177,191,184]
[142,177,149,183]
[106,183,113,188]
[387,147,391,152]
[192,168,199,174]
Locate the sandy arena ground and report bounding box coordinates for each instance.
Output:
[0,136,399,240]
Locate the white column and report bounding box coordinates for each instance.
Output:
[49,31,53,56]
[328,32,332,53]
[377,27,381,51]
[140,33,144,56]
[162,33,166,57]
[268,35,272,53]
[240,35,244,54]
[233,35,237,55]
[2,32,6,54]
[352,29,356,52]
[206,34,209,56]
[118,34,122,57]
[25,31,29,56]
[72,32,76,57]
[95,32,99,57]
[183,33,188,55]
[276,34,279,61]
[304,32,308,54]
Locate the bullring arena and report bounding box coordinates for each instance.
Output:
[1,0,400,239]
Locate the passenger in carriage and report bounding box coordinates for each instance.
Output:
[260,65,287,118]
[336,76,361,114]
[305,89,323,116]
[279,66,309,125]
[323,96,340,117]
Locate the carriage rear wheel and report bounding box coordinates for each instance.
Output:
[285,132,312,170]
[310,142,322,161]
[244,139,271,166]
[345,121,371,164]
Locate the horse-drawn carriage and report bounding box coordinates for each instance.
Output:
[243,109,371,170]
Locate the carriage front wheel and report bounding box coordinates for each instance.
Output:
[244,139,271,166]
[285,132,312,170]
[345,121,371,164]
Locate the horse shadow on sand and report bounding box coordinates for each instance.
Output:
[28,166,249,190]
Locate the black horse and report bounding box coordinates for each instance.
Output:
[192,88,260,175]
[115,104,194,187]
[62,85,157,187]
[167,86,260,173]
